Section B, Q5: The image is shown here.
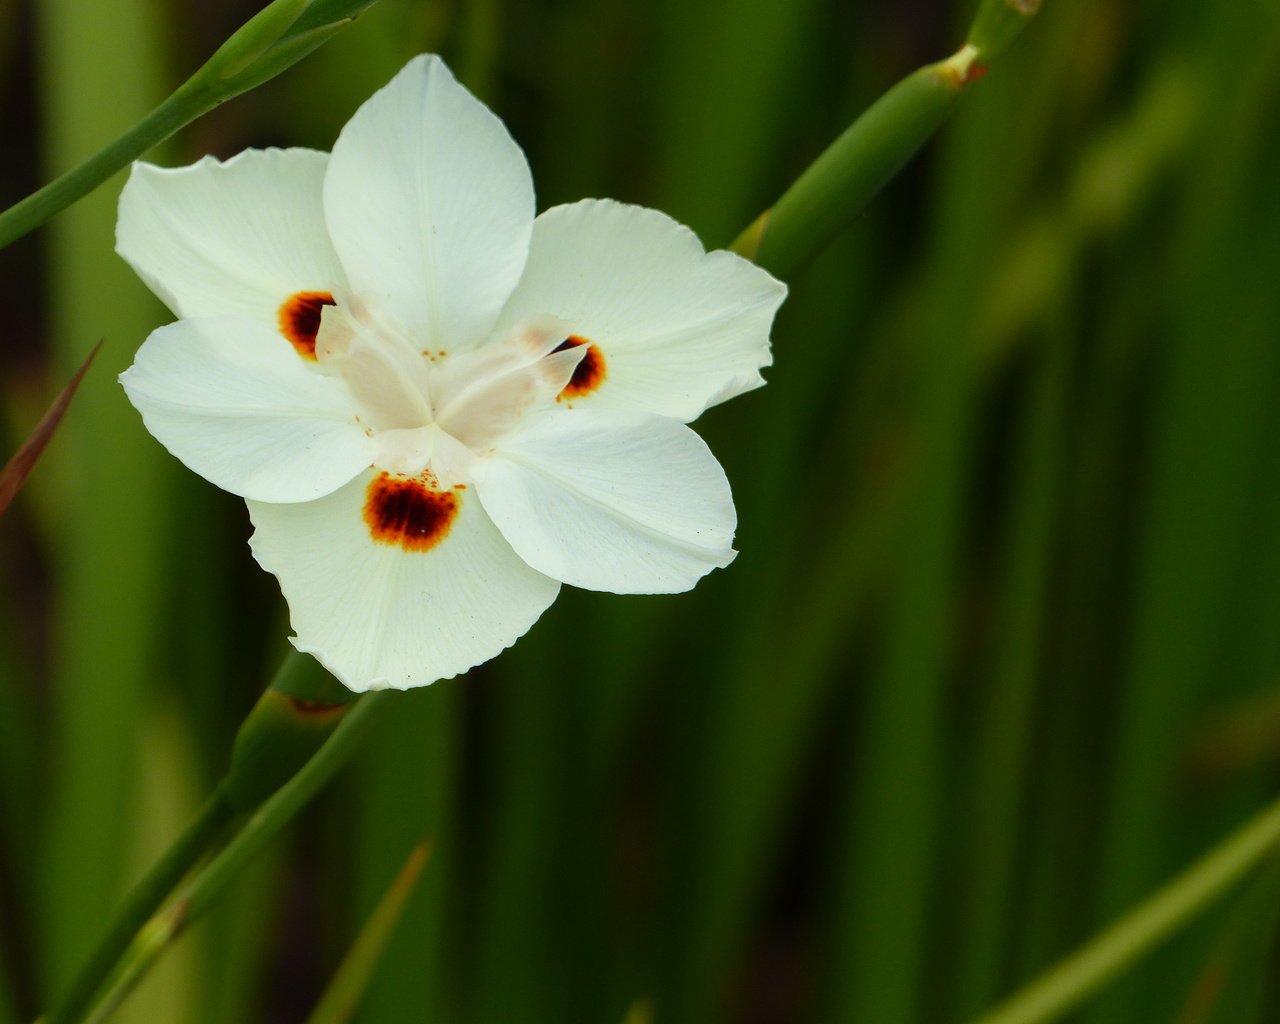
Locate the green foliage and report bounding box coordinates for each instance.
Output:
[5,0,1280,1022]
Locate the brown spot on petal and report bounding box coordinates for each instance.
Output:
[278,291,336,359]
[554,334,606,400]
[364,473,459,553]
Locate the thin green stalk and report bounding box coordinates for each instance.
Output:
[305,841,431,1024]
[0,0,378,251]
[43,789,236,1024]
[1178,859,1280,1024]
[84,691,392,1022]
[739,50,974,278]
[973,793,1280,1024]
[46,651,358,1024]
[0,76,208,250]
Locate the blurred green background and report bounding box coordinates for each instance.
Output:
[4,0,1280,1021]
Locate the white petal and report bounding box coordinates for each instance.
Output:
[475,409,737,594]
[116,149,346,322]
[247,470,560,691]
[495,199,787,422]
[120,317,372,503]
[323,55,534,350]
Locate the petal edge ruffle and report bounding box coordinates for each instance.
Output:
[475,409,737,594]
[121,316,372,503]
[248,470,560,691]
[117,148,346,324]
[495,199,786,422]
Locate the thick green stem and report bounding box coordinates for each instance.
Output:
[732,0,1041,278]
[735,47,979,277]
[43,787,236,1024]
[83,691,392,1021]
[224,653,354,812]
[972,792,1280,1024]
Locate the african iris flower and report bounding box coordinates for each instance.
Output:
[117,55,786,691]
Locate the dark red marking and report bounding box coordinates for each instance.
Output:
[287,698,349,721]
[278,291,336,359]
[553,334,607,400]
[364,473,459,552]
[965,62,990,84]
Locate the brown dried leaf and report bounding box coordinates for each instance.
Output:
[0,340,103,518]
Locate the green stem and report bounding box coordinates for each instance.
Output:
[44,786,237,1024]
[303,841,431,1024]
[0,80,211,251]
[733,0,1040,278]
[742,51,967,276]
[0,0,377,251]
[972,791,1280,1024]
[84,691,392,1022]
[738,50,975,278]
[968,0,1041,65]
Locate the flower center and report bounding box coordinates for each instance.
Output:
[314,303,584,483]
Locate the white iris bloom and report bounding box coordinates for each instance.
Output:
[117,55,787,692]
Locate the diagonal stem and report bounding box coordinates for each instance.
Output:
[43,786,237,1024]
[972,791,1280,1024]
[0,0,377,252]
[80,690,392,1024]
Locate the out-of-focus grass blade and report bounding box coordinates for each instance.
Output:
[975,793,1280,1024]
[640,0,825,1018]
[350,686,457,1024]
[975,60,1198,367]
[655,232,879,1024]
[33,0,175,999]
[1185,690,1280,787]
[469,630,579,1024]
[823,20,1061,1021]
[1013,255,1158,984]
[197,847,283,1024]
[116,706,205,1024]
[649,0,817,244]
[1177,858,1280,1024]
[1089,11,1280,1021]
[620,998,654,1024]
[0,340,99,517]
[950,311,1069,1020]
[305,841,431,1024]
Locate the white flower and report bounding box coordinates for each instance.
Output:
[117,55,786,692]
